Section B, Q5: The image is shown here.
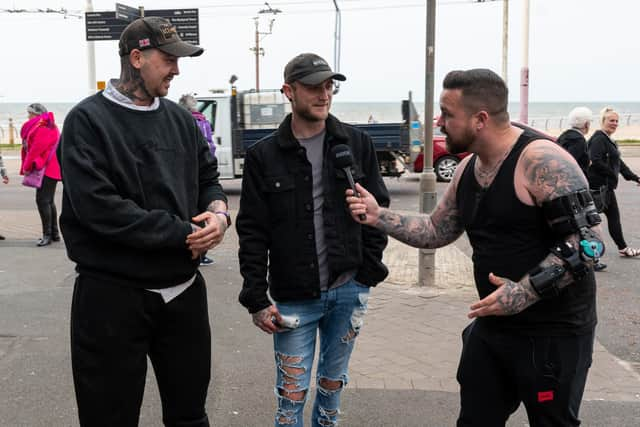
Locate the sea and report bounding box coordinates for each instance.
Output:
[2,101,640,143]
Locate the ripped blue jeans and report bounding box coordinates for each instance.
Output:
[272,279,370,427]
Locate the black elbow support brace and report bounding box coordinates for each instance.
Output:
[542,189,601,233]
[530,190,605,299]
[542,189,606,261]
[529,264,566,299]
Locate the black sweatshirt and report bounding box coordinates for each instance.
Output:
[58,93,226,288]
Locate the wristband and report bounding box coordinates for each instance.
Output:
[214,211,232,227]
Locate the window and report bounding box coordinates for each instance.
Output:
[198,100,217,133]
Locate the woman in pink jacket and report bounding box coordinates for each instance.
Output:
[20,103,61,246]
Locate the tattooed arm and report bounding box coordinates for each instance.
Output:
[519,139,601,294]
[468,140,602,318]
[346,157,468,249]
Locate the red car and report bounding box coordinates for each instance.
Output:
[412,126,469,182]
[413,122,555,182]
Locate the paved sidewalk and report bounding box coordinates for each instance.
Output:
[1,154,639,426]
[349,238,640,402]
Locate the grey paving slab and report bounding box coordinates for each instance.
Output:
[351,238,640,403]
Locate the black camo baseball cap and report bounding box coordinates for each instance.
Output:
[119,16,204,58]
[284,53,346,85]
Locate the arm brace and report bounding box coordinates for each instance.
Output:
[529,264,566,299]
[530,190,605,299]
[542,189,606,262]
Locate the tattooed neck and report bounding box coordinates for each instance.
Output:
[114,72,154,105]
[115,81,152,104]
[475,144,513,188]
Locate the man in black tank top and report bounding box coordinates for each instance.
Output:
[344,69,601,426]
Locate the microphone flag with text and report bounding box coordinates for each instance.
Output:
[331,144,367,221]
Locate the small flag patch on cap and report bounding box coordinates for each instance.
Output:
[139,38,150,48]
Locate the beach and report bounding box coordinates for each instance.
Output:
[2,100,640,144]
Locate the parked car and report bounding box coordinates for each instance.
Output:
[413,121,555,182]
[412,126,469,182]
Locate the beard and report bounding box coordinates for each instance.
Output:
[444,126,475,154]
[293,102,329,123]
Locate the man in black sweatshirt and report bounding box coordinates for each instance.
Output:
[58,17,228,427]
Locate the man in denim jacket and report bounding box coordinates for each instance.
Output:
[237,53,389,427]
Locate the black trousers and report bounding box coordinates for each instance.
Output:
[602,190,627,250]
[71,272,211,427]
[456,320,594,427]
[35,176,59,237]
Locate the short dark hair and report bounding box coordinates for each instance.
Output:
[442,69,509,123]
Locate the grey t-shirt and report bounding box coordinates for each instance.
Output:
[298,130,353,291]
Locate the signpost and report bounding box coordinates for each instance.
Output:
[85,6,199,44]
[115,2,138,22]
[145,9,199,44]
[85,11,129,41]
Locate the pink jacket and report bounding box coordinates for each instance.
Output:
[20,112,61,180]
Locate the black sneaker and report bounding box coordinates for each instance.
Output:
[0,234,5,240]
[200,256,214,266]
[594,262,607,272]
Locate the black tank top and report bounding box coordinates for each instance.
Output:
[456,129,596,335]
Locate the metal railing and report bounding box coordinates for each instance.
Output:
[529,113,640,133]
[0,120,20,145]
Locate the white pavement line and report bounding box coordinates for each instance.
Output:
[617,359,640,383]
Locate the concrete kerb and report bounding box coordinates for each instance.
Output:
[350,236,640,402]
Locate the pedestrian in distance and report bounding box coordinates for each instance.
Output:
[587,106,640,261]
[237,52,390,427]
[346,69,602,426]
[0,151,7,241]
[556,106,592,177]
[0,151,8,185]
[58,16,229,427]
[20,103,62,246]
[179,93,216,267]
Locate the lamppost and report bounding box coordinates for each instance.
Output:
[519,0,530,124]
[418,0,437,287]
[250,2,281,91]
[86,0,96,95]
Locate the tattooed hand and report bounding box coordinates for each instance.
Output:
[252,305,282,334]
[467,273,540,318]
[345,183,380,226]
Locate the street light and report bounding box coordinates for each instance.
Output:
[332,0,342,95]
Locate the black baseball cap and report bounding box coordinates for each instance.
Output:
[284,53,346,85]
[119,16,204,58]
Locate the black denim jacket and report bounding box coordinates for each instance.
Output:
[237,114,390,313]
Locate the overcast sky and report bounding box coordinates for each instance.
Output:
[0,0,638,103]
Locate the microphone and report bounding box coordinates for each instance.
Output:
[331,144,367,221]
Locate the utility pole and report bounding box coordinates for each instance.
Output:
[332,0,342,94]
[250,2,281,92]
[519,0,530,124]
[418,0,437,287]
[253,17,261,91]
[86,0,96,95]
[502,0,508,83]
